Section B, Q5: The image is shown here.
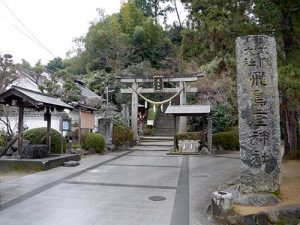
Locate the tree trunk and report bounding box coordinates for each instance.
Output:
[154,0,158,25]
[280,94,299,159]
[171,0,182,27]
[279,7,299,159]
[283,109,298,159]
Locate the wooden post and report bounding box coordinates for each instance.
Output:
[46,107,52,154]
[60,118,64,154]
[18,106,24,158]
[131,82,138,141]
[202,116,206,142]
[207,116,212,151]
[78,107,81,144]
[179,81,187,132]
[173,115,177,150]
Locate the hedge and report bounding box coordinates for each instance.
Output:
[176,132,204,141]
[113,125,134,148]
[212,128,239,150]
[24,127,66,154]
[81,132,105,153]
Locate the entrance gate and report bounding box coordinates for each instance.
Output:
[120,75,200,141]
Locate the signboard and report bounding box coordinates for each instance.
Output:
[60,118,71,131]
[153,76,163,92]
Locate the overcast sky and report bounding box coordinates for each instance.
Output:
[0,0,186,66]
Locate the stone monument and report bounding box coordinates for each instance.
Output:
[236,35,281,194]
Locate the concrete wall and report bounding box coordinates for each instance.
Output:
[0,115,61,134]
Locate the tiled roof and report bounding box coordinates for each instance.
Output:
[0,86,73,110]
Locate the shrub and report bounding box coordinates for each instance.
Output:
[81,132,105,153]
[213,128,239,150]
[24,127,66,154]
[113,125,133,148]
[127,129,134,145]
[0,133,10,147]
[176,132,204,141]
[147,107,156,120]
[212,104,237,133]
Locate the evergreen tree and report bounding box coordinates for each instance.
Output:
[253,0,300,158]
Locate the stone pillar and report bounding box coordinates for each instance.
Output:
[179,81,187,132]
[207,116,212,151]
[131,82,138,141]
[236,35,281,194]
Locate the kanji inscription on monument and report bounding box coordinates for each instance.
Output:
[236,35,281,194]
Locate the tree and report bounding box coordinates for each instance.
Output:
[170,0,182,27]
[181,0,300,158]
[38,77,61,97]
[131,18,166,67]
[83,12,134,72]
[39,69,82,104]
[179,0,254,132]
[84,70,121,107]
[0,54,18,136]
[180,0,255,65]
[17,59,31,70]
[82,2,169,72]
[0,54,17,93]
[31,60,45,84]
[47,57,65,72]
[133,0,175,25]
[253,0,300,158]
[61,79,81,103]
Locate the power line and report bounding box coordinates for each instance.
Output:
[0,0,56,58]
[0,14,37,43]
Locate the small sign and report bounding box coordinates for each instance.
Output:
[60,119,71,131]
[153,76,163,92]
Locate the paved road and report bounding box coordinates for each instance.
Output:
[0,148,240,225]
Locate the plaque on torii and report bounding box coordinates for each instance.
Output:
[153,76,163,92]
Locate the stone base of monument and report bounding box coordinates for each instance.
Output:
[236,192,281,206]
[222,184,281,206]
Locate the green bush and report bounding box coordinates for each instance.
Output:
[147,107,157,120]
[0,133,10,147]
[212,104,237,133]
[213,128,239,150]
[81,132,105,153]
[24,127,66,154]
[176,132,204,141]
[113,125,134,148]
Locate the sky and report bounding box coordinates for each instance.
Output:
[0,0,186,66]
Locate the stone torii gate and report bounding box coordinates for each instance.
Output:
[119,75,200,140]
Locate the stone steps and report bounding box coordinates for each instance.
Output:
[153,113,177,136]
[136,136,173,151]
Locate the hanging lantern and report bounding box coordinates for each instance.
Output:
[169,100,172,106]
[145,101,148,108]
[153,104,156,113]
[161,104,163,112]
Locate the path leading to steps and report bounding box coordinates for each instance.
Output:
[0,140,240,225]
